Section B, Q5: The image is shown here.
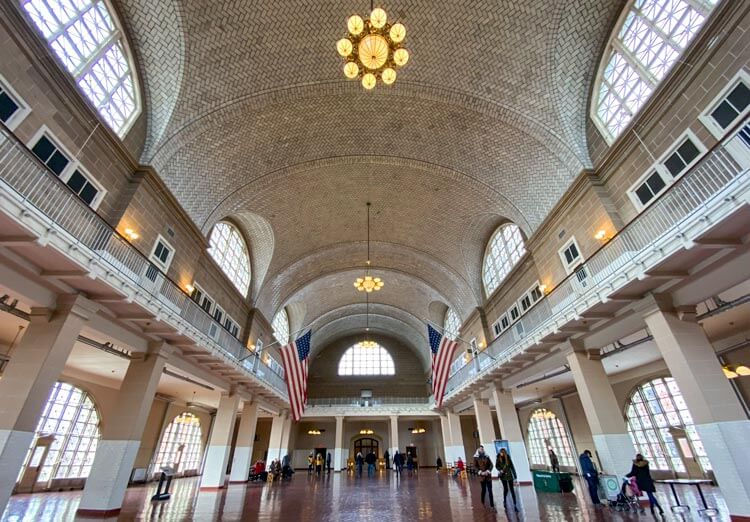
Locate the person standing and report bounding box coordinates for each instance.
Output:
[315,452,323,476]
[549,448,560,473]
[326,452,332,474]
[626,454,664,515]
[579,449,601,507]
[406,452,414,475]
[365,449,377,477]
[436,456,443,472]
[474,446,495,512]
[496,448,519,512]
[307,452,314,475]
[384,449,390,470]
[355,452,364,477]
[393,450,403,476]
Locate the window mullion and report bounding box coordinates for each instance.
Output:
[72,31,118,79]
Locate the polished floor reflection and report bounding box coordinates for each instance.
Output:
[2,471,731,521]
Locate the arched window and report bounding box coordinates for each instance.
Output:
[625,377,711,474]
[338,343,395,376]
[22,0,141,136]
[482,223,526,296]
[526,408,575,468]
[208,221,251,297]
[444,307,460,341]
[153,412,204,475]
[20,381,101,483]
[272,308,290,345]
[593,0,718,142]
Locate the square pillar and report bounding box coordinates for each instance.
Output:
[443,410,464,465]
[229,400,259,483]
[334,416,345,471]
[473,396,497,476]
[200,392,241,489]
[266,411,288,463]
[565,344,635,476]
[389,415,399,457]
[491,384,533,484]
[642,298,750,518]
[0,295,97,515]
[77,343,171,515]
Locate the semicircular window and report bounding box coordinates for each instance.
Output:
[482,223,526,296]
[21,0,141,136]
[593,0,718,142]
[338,344,395,376]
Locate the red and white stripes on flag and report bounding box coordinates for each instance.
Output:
[428,325,460,408]
[279,330,311,422]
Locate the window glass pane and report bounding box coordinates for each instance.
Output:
[32,136,56,163]
[209,222,251,296]
[153,413,204,474]
[711,101,739,129]
[0,90,20,122]
[272,309,290,345]
[67,170,87,192]
[526,409,575,467]
[482,223,526,295]
[338,344,395,376]
[22,0,140,136]
[593,0,716,141]
[443,308,460,341]
[727,82,750,113]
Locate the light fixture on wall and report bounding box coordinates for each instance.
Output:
[409,427,426,434]
[354,203,384,293]
[308,429,323,435]
[336,3,409,89]
[123,227,139,241]
[185,283,195,294]
[723,365,750,379]
[594,229,611,241]
[359,428,374,435]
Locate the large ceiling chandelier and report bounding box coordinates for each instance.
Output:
[354,202,384,292]
[336,4,409,90]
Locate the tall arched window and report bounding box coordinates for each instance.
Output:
[208,221,251,296]
[526,408,575,468]
[20,381,101,483]
[593,0,718,142]
[22,0,141,136]
[272,308,290,345]
[625,377,711,474]
[444,307,460,341]
[153,412,204,475]
[482,223,526,296]
[338,343,395,376]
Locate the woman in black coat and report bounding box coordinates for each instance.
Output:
[626,454,664,515]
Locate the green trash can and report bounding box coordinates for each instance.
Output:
[532,470,574,493]
[558,473,574,492]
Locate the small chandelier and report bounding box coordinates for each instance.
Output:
[360,429,374,435]
[357,340,378,349]
[354,202,384,292]
[337,4,409,89]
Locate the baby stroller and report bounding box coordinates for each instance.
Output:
[612,477,645,513]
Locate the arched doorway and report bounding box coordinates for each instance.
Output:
[152,412,204,477]
[625,377,710,478]
[354,437,379,458]
[526,408,576,470]
[16,381,101,492]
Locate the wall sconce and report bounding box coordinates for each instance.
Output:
[409,427,426,434]
[359,429,374,435]
[478,340,486,350]
[123,228,139,241]
[539,284,549,294]
[185,284,195,295]
[594,229,611,241]
[308,429,322,435]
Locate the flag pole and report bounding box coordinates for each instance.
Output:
[238,324,312,362]
[423,318,497,362]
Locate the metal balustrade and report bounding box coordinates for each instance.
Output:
[307,396,431,407]
[445,117,750,398]
[0,124,287,398]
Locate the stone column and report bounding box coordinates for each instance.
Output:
[229,400,259,483]
[77,343,171,515]
[0,295,97,515]
[266,411,288,463]
[389,415,399,457]
[279,415,294,462]
[565,343,636,476]
[444,410,465,464]
[334,416,345,471]
[642,297,750,518]
[473,396,496,456]
[200,392,240,489]
[491,384,533,484]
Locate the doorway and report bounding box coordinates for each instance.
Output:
[354,438,379,458]
[669,427,704,478]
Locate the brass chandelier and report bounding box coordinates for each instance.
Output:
[336,3,409,89]
[354,202,384,292]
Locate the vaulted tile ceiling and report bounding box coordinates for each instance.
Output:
[116,0,622,367]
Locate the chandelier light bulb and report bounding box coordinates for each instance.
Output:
[393,47,409,66]
[337,38,353,57]
[370,8,387,28]
[344,61,359,78]
[389,23,406,43]
[348,14,364,35]
[362,72,377,90]
[382,67,396,85]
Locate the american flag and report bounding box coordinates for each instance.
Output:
[279,330,312,422]
[429,324,459,408]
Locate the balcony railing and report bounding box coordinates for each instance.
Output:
[307,396,432,407]
[446,117,750,397]
[0,124,287,398]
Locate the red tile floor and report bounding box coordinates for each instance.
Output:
[1,471,731,521]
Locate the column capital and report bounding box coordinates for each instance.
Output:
[146,340,176,359]
[635,293,698,322]
[560,338,585,356]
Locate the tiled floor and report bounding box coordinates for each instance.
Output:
[1,471,731,521]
